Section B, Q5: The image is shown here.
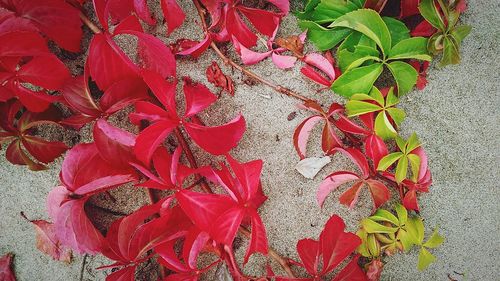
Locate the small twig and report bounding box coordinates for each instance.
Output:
[79,12,101,34]
[238,227,295,278]
[79,254,88,281]
[192,0,311,103]
[174,128,213,194]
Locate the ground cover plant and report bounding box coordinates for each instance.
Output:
[0,0,470,280]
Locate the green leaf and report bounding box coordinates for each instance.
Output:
[451,25,472,45]
[356,229,371,257]
[377,152,403,171]
[385,87,398,107]
[419,0,446,31]
[339,32,377,52]
[395,136,406,151]
[338,45,380,72]
[397,229,415,252]
[330,9,392,55]
[370,209,399,225]
[331,63,383,97]
[394,204,408,225]
[423,228,445,249]
[367,234,381,256]
[406,132,421,152]
[386,108,406,126]
[388,37,432,61]
[299,21,352,51]
[346,100,381,116]
[427,32,444,55]
[407,153,421,182]
[361,218,398,234]
[395,155,408,183]
[295,0,321,19]
[418,247,437,270]
[369,86,385,105]
[382,16,410,47]
[313,0,364,23]
[441,36,461,66]
[375,111,397,140]
[386,61,418,95]
[408,216,425,244]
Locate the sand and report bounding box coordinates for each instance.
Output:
[0,0,499,280]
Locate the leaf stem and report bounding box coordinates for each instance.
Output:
[192,0,311,102]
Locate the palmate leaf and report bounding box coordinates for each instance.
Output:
[331,63,383,97]
[329,9,392,55]
[328,9,431,96]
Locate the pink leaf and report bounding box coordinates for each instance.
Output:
[271,53,297,69]
[0,253,16,281]
[29,220,72,262]
[317,172,359,207]
[303,53,336,80]
[293,115,323,159]
[244,210,269,264]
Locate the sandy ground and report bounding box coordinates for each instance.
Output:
[0,0,499,280]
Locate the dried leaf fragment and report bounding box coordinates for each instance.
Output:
[206,61,235,96]
[295,156,331,179]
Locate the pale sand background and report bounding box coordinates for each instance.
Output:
[0,0,499,280]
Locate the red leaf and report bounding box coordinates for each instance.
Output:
[93,119,136,168]
[134,120,178,165]
[399,0,420,18]
[237,6,279,38]
[184,114,246,155]
[317,172,359,207]
[21,135,67,164]
[365,179,391,209]
[183,77,218,117]
[364,134,388,168]
[60,76,101,117]
[29,219,72,262]
[175,36,212,58]
[332,255,368,281]
[244,210,269,264]
[411,20,436,37]
[0,253,16,281]
[2,0,83,51]
[339,180,364,209]
[226,8,258,48]
[293,215,362,279]
[210,207,245,246]
[17,55,70,90]
[100,77,149,114]
[88,34,138,90]
[0,31,48,57]
[176,190,235,232]
[297,239,319,274]
[133,32,176,78]
[60,143,137,195]
[161,0,186,35]
[140,70,177,112]
[322,217,362,275]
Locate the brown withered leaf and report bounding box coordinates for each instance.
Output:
[275,35,304,58]
[206,61,235,96]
